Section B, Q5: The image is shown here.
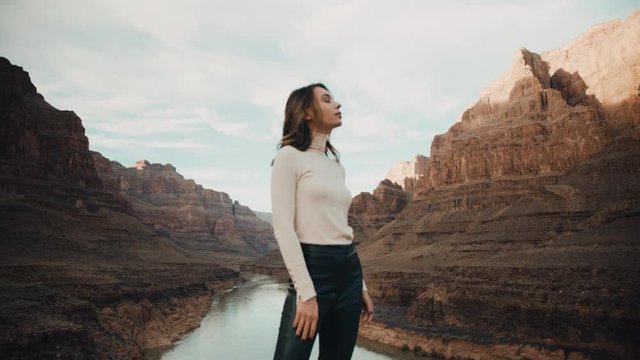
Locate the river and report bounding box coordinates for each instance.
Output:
[151,276,425,360]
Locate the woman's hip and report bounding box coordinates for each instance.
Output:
[299,243,363,307]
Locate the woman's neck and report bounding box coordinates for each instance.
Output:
[308,132,329,155]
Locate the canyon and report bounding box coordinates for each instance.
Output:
[350,9,640,360]
[1,8,639,360]
[0,56,272,358]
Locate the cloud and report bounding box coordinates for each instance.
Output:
[90,135,214,150]
[2,0,635,210]
[91,116,208,136]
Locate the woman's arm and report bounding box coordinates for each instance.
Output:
[271,147,316,303]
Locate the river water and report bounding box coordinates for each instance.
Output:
[154,276,424,360]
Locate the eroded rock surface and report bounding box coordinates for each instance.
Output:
[349,179,410,245]
[385,154,429,191]
[92,153,275,256]
[0,57,266,359]
[353,10,640,360]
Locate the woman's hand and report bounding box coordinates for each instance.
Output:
[293,296,318,341]
[361,290,374,322]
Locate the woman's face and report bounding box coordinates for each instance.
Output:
[307,86,342,134]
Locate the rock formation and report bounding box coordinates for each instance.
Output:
[0,58,101,192]
[349,179,410,245]
[0,56,270,359]
[385,154,429,191]
[417,47,612,192]
[92,154,275,256]
[354,9,640,360]
[542,13,640,139]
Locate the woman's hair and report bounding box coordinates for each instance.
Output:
[276,83,339,162]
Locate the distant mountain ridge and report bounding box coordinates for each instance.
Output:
[92,154,275,256]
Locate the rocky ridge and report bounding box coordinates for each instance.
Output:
[0,57,268,359]
[349,179,411,245]
[354,10,640,360]
[92,154,275,256]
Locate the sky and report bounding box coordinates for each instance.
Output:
[1,0,637,212]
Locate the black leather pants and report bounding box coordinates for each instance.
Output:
[273,243,363,360]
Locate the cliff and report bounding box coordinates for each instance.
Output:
[417,47,611,192]
[385,154,429,191]
[92,154,275,256]
[0,57,101,192]
[0,56,267,359]
[349,179,410,245]
[355,10,640,360]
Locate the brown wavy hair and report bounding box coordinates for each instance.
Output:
[276,83,339,162]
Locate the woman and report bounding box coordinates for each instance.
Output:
[271,83,374,360]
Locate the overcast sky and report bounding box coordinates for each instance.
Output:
[1,0,637,212]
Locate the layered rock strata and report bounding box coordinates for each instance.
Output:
[541,12,640,139]
[0,57,101,192]
[0,57,265,359]
[349,179,410,245]
[385,154,429,191]
[355,10,640,360]
[92,154,275,256]
[418,47,611,192]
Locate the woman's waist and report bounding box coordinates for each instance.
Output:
[300,242,356,256]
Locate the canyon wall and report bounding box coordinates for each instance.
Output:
[349,179,411,245]
[355,10,640,360]
[92,154,275,256]
[0,57,101,192]
[0,57,269,359]
[385,154,429,191]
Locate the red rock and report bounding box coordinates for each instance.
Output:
[385,154,429,191]
[417,48,611,192]
[349,180,410,244]
[354,12,640,359]
[0,56,273,359]
[92,152,275,256]
[0,57,101,191]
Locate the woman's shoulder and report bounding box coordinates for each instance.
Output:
[275,145,303,157]
[277,144,301,153]
[273,145,303,163]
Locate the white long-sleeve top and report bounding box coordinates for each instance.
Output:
[270,132,367,302]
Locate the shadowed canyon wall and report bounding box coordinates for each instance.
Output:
[0,57,270,359]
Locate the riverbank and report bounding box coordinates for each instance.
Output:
[0,262,240,359]
[359,321,592,360]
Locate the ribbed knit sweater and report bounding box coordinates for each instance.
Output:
[271,132,367,302]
